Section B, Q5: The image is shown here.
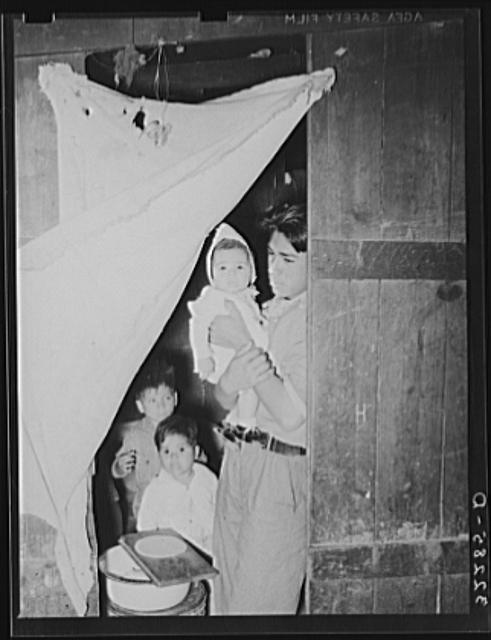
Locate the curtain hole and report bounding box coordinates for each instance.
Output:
[132,109,146,131]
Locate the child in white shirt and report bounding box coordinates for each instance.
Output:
[137,414,217,556]
[188,223,267,428]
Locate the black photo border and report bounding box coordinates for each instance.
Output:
[2,1,489,638]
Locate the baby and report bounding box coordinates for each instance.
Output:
[188,223,267,427]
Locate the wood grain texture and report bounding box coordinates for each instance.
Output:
[133,30,306,59]
[15,54,84,244]
[310,538,468,579]
[310,21,464,242]
[306,17,467,615]
[309,539,468,614]
[441,281,468,536]
[441,573,469,613]
[311,280,378,544]
[15,56,59,242]
[310,28,384,239]
[311,545,373,580]
[449,24,466,241]
[374,575,438,613]
[312,239,466,280]
[310,578,374,614]
[381,23,460,241]
[133,14,468,45]
[375,281,449,542]
[13,17,133,56]
[376,538,468,576]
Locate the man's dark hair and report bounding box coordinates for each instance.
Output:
[133,357,176,401]
[260,202,307,253]
[154,414,198,450]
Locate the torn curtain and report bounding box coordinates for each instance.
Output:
[18,63,335,614]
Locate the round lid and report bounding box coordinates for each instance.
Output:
[134,534,187,558]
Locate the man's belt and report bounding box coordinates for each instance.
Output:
[216,424,306,456]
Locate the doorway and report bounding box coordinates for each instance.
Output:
[88,34,308,614]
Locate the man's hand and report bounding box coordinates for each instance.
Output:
[209,300,251,350]
[215,343,274,410]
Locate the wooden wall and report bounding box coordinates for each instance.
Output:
[308,20,468,613]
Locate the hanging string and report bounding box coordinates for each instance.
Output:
[154,37,170,102]
[162,46,170,102]
[127,39,172,145]
[147,37,171,146]
[153,39,163,99]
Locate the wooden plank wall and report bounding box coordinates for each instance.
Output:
[308,20,468,614]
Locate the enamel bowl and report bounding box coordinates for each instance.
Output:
[100,545,190,612]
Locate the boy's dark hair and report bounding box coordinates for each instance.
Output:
[260,202,307,253]
[133,357,176,401]
[154,414,198,450]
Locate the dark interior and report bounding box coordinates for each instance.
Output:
[85,35,306,102]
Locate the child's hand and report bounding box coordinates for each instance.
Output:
[114,449,137,477]
[198,357,215,379]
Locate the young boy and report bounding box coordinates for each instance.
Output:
[209,203,308,615]
[137,414,218,557]
[188,223,267,428]
[111,357,178,533]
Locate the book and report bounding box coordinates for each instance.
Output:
[118,528,219,587]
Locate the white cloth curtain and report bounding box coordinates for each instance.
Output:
[18,63,335,615]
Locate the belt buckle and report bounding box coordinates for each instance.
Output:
[241,426,253,442]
